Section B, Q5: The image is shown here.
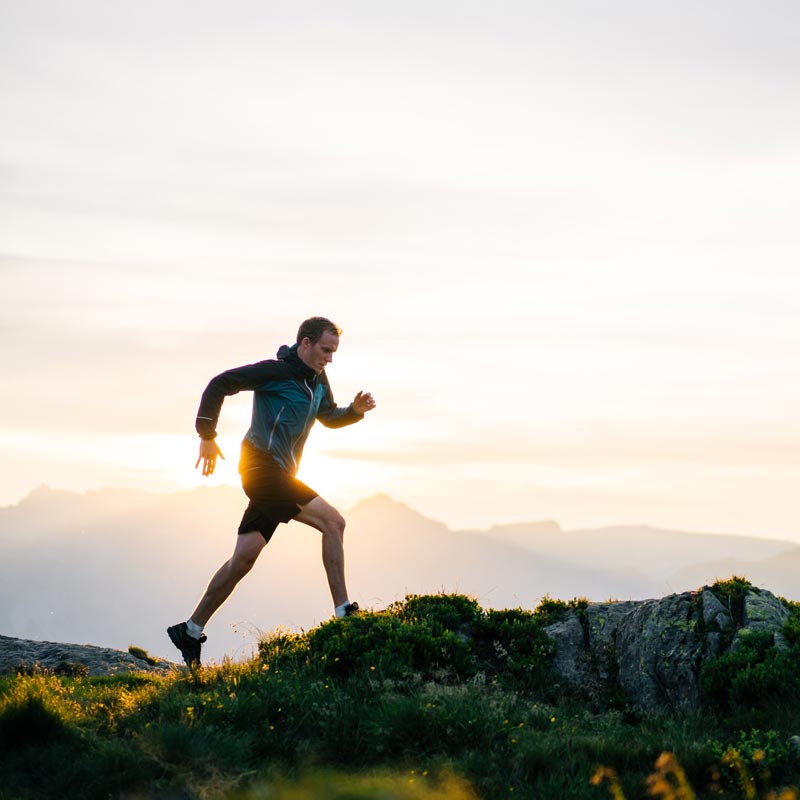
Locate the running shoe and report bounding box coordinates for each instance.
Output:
[167,622,207,667]
[343,602,359,616]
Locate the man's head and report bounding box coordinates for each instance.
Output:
[296,316,341,374]
[296,317,342,346]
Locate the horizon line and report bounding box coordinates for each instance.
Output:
[5,482,799,546]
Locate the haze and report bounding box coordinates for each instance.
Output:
[3,487,798,663]
[2,2,800,540]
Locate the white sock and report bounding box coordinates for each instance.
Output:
[186,618,204,639]
[334,601,351,619]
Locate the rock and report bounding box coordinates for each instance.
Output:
[586,602,639,682]
[543,612,589,686]
[543,601,640,701]
[542,584,795,712]
[729,590,791,652]
[0,634,178,677]
[774,631,790,653]
[701,589,733,630]
[705,631,722,660]
[743,590,790,631]
[615,592,703,712]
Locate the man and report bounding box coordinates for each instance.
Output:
[168,317,376,667]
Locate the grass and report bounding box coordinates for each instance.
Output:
[1,591,799,799]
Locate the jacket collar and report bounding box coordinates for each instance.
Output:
[277,343,318,382]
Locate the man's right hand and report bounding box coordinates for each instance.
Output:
[196,439,225,477]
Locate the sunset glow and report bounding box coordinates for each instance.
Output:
[3,2,800,539]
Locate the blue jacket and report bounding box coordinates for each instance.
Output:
[196,344,363,474]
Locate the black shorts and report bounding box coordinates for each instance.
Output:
[237,441,318,542]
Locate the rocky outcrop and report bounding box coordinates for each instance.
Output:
[0,635,178,677]
[543,585,791,712]
[615,593,703,710]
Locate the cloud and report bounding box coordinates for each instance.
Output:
[323,421,800,470]
[2,1,799,542]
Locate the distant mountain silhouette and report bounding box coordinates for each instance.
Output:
[667,545,800,599]
[344,494,658,607]
[468,520,792,581]
[1,486,796,664]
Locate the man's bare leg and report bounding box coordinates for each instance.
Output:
[294,496,349,608]
[190,531,267,627]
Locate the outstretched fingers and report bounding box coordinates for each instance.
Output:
[196,439,225,476]
[353,390,377,414]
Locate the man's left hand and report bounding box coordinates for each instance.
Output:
[352,391,377,415]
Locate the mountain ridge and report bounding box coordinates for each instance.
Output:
[2,485,797,665]
[8,484,799,548]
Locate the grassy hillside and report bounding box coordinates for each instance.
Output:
[2,587,800,800]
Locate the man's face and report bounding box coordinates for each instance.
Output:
[298,331,339,374]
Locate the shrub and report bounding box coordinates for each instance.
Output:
[0,694,70,750]
[128,645,158,666]
[258,628,310,670]
[533,596,569,626]
[54,661,90,677]
[707,728,800,789]
[473,608,556,693]
[0,679,75,750]
[302,612,474,681]
[708,576,754,627]
[783,615,800,648]
[701,629,800,715]
[390,593,482,633]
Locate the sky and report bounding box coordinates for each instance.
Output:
[2,1,800,540]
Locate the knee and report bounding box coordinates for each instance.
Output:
[322,511,346,540]
[230,550,259,577]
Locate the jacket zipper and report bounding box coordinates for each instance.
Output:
[268,405,286,450]
[287,380,317,467]
[301,379,316,429]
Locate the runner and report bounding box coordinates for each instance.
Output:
[168,317,376,666]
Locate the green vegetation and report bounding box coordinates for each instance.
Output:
[1,592,799,799]
[707,576,757,628]
[128,644,159,665]
[699,577,800,735]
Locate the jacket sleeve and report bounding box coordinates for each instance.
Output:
[195,360,286,439]
[316,374,364,429]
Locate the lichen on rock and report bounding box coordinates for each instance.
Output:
[0,634,178,677]
[542,582,797,712]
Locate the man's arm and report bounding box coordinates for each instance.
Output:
[317,378,377,428]
[195,360,288,440]
[351,390,377,415]
[194,359,288,476]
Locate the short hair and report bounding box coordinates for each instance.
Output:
[296,317,342,345]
